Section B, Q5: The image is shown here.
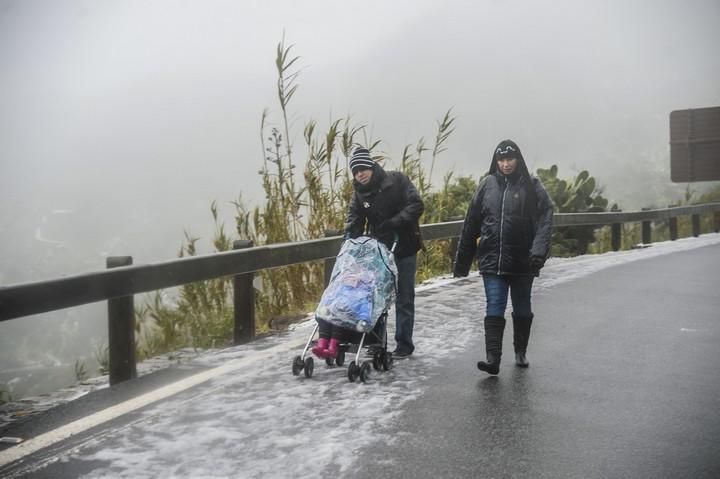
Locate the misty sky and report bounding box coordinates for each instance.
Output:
[1,0,719,283]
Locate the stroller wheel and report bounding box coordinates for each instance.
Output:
[360,361,372,383]
[325,357,335,367]
[372,351,382,371]
[292,355,304,376]
[382,351,393,371]
[347,361,359,382]
[304,357,314,378]
[335,350,346,367]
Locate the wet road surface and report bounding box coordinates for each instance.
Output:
[2,238,719,478]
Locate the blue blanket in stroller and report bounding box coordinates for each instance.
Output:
[315,236,398,333]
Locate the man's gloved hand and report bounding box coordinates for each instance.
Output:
[529,255,546,271]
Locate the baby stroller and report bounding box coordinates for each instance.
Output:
[292,235,398,382]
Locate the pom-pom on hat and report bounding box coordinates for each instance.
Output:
[349,147,375,174]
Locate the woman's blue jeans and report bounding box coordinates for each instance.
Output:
[394,254,417,353]
[482,273,534,317]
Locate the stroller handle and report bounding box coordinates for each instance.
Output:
[347,230,399,253]
[390,232,399,253]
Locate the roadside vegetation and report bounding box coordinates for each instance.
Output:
[91,36,720,378]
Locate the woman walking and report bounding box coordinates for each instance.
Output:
[453,139,553,374]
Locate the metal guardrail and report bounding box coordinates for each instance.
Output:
[0,237,344,322]
[552,203,720,226]
[1,202,719,383]
[2,202,720,322]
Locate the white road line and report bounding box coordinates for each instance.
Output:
[0,337,303,467]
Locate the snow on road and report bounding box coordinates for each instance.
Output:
[25,234,720,478]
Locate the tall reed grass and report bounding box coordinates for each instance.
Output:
[131,36,465,356]
[130,35,720,364]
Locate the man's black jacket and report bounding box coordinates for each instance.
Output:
[345,165,424,259]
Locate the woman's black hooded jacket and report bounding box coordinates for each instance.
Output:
[344,163,424,259]
[454,141,554,277]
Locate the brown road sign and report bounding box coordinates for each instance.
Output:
[670,106,720,182]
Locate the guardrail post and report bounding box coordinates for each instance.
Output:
[107,256,136,385]
[448,215,463,264]
[611,223,622,251]
[324,230,341,288]
[669,217,678,240]
[668,205,678,241]
[449,237,459,263]
[607,209,623,251]
[641,208,652,244]
[691,214,701,237]
[233,240,255,344]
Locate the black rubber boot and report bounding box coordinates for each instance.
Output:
[512,313,534,368]
[478,316,505,375]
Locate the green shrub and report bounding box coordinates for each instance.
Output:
[537,165,616,256]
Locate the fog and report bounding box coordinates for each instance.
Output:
[1,0,719,398]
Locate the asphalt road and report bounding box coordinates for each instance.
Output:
[351,243,720,479]
[1,241,719,478]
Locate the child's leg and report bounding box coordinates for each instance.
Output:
[326,326,355,358]
[312,320,332,357]
[316,319,332,339]
[327,335,340,358]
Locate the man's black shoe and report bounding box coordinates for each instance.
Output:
[392,349,412,359]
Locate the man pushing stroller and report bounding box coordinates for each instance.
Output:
[313,147,424,360]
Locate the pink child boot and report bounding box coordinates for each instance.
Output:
[326,338,340,359]
[312,337,329,358]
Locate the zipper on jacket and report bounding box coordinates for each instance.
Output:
[498,176,509,274]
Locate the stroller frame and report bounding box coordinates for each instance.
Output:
[292,236,398,382]
[292,309,393,382]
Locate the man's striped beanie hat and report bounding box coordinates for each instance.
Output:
[349,147,375,174]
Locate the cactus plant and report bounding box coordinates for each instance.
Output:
[536,165,616,256]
